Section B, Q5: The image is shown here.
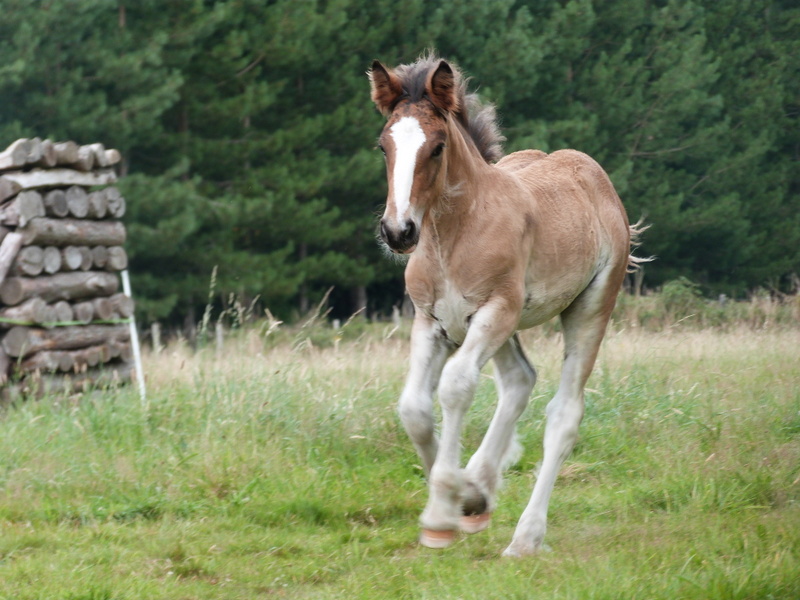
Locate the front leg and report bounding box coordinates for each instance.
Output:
[398,314,451,476]
[420,296,521,547]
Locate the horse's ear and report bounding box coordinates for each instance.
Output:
[369,60,403,117]
[426,60,459,113]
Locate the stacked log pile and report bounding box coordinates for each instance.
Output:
[0,138,133,396]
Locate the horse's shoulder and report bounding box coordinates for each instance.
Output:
[495,149,548,173]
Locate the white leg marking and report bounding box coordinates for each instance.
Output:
[420,299,515,539]
[398,316,450,475]
[389,116,426,222]
[504,269,619,557]
[463,336,535,516]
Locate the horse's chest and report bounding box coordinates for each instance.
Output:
[430,284,476,346]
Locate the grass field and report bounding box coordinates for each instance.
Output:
[0,319,798,598]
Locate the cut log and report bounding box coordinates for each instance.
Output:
[105,187,126,219]
[109,292,134,318]
[0,178,22,203]
[72,145,95,171]
[88,143,109,168]
[61,246,83,270]
[25,138,43,165]
[65,185,88,218]
[79,246,93,271]
[43,189,69,217]
[7,361,133,399]
[12,244,63,275]
[52,300,73,323]
[92,296,114,321]
[104,148,121,166]
[72,300,95,324]
[0,232,24,287]
[0,271,119,305]
[1,324,129,358]
[42,246,62,274]
[0,297,49,326]
[87,189,108,219]
[19,349,65,373]
[0,346,9,384]
[0,168,117,190]
[19,218,126,247]
[0,190,45,227]
[109,340,132,361]
[53,141,79,165]
[11,245,44,276]
[90,245,108,269]
[105,246,128,271]
[0,139,32,171]
[37,139,58,168]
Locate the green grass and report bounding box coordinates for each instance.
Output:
[0,324,798,598]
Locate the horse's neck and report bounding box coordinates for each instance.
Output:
[425,123,492,250]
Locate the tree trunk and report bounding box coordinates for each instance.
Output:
[0,271,119,305]
[0,168,117,189]
[2,324,129,358]
[18,218,126,247]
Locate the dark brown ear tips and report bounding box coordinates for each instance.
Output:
[369,60,403,116]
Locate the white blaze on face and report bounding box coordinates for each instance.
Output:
[389,116,426,221]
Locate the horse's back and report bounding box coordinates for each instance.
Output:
[494,148,631,327]
[497,148,629,238]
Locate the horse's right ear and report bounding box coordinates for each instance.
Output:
[369,60,403,117]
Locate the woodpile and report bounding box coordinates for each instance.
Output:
[0,137,133,397]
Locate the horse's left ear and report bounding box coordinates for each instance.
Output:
[369,60,403,117]
[426,60,460,114]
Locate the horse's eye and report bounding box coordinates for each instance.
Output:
[378,144,386,156]
[431,143,444,158]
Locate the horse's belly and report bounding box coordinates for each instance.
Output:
[518,285,582,329]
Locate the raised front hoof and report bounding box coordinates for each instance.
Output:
[459,512,491,534]
[419,528,457,549]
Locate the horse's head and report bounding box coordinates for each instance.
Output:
[369,59,460,254]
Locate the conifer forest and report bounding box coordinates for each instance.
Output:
[1,0,797,324]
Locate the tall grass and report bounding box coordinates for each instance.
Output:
[0,316,798,598]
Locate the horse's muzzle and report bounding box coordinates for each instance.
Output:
[380,218,418,254]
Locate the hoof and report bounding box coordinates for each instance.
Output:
[460,512,491,534]
[419,528,457,549]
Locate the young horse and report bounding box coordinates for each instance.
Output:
[369,54,642,557]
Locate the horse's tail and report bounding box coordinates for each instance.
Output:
[627,218,654,273]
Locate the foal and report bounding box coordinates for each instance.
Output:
[369,54,640,557]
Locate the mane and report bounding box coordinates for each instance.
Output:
[392,53,505,163]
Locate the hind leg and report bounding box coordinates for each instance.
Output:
[461,335,536,532]
[503,268,623,557]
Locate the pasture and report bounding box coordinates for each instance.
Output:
[0,318,798,598]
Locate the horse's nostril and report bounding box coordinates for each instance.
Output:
[403,221,417,243]
[380,219,389,242]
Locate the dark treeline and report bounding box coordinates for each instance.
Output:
[1,0,797,323]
